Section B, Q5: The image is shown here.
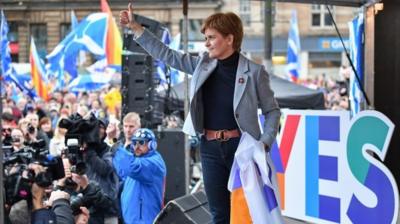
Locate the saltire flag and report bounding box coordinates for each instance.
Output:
[61,10,80,83]
[155,31,185,86]
[71,11,87,68]
[46,13,108,88]
[100,0,122,68]
[1,10,12,79]
[286,10,301,82]
[228,132,284,224]
[348,13,364,116]
[71,10,78,28]
[30,37,49,101]
[6,65,38,99]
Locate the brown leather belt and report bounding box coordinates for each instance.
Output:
[205,129,241,141]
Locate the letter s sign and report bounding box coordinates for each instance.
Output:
[346,111,398,224]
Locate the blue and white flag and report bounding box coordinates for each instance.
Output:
[286,10,301,82]
[7,65,38,99]
[68,72,111,92]
[71,10,78,28]
[46,13,108,88]
[1,10,12,78]
[61,10,80,83]
[155,30,185,86]
[348,13,364,116]
[71,10,87,68]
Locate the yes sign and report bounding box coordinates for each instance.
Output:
[269,110,398,224]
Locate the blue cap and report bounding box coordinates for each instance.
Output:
[131,128,156,142]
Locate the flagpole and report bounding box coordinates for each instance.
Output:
[326,5,371,107]
[0,11,6,222]
[263,0,273,74]
[182,0,190,195]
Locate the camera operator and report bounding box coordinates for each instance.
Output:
[81,119,120,224]
[60,113,119,224]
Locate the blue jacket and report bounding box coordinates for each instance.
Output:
[113,144,166,224]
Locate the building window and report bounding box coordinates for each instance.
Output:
[179,19,203,41]
[60,23,71,40]
[240,0,251,26]
[311,5,334,27]
[8,22,19,62]
[30,24,47,59]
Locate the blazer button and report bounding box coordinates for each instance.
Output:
[235,114,239,119]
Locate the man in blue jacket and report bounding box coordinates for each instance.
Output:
[113,128,166,224]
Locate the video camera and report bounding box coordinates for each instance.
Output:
[59,113,103,175]
[2,140,65,206]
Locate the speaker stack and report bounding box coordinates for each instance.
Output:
[154,190,212,224]
[121,14,167,127]
[154,129,187,203]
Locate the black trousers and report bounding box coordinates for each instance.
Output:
[200,136,240,224]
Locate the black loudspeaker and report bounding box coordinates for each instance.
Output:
[121,53,159,127]
[155,130,187,202]
[154,190,212,224]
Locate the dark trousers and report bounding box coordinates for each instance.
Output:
[200,136,240,224]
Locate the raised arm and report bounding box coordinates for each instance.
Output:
[120,3,199,74]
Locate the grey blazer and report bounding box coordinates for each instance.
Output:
[135,29,281,148]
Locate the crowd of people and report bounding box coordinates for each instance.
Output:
[299,69,350,111]
[2,79,167,223]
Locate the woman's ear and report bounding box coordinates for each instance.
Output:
[227,34,234,46]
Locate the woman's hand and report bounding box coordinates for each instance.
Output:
[120,3,144,35]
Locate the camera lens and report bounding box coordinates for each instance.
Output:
[28,124,35,134]
[70,193,84,215]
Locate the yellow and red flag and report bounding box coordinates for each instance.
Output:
[29,37,49,101]
[101,0,122,67]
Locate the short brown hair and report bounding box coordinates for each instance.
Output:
[39,117,51,127]
[201,12,243,51]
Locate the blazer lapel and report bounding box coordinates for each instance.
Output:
[193,58,217,95]
[233,55,250,111]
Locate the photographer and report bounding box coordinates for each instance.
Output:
[59,159,113,224]
[29,163,87,224]
[4,162,76,224]
[10,128,25,152]
[25,113,50,151]
[2,112,15,147]
[60,113,119,224]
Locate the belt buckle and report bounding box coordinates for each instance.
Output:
[215,129,229,142]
